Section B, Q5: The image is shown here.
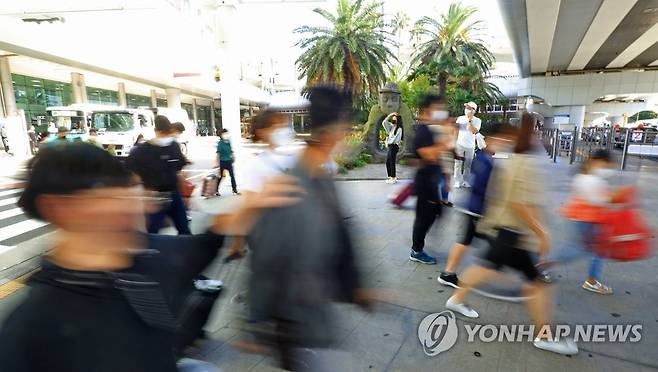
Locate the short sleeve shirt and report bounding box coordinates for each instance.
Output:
[456,115,482,149]
[241,149,299,192]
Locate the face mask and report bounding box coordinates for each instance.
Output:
[465,108,475,116]
[270,127,294,147]
[221,134,230,140]
[153,137,174,147]
[593,168,615,179]
[431,110,449,121]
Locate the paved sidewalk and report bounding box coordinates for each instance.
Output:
[188,155,658,372]
[334,163,415,181]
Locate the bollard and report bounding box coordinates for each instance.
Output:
[620,129,630,171]
[552,128,559,162]
[569,126,577,164]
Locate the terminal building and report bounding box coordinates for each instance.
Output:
[0,0,274,153]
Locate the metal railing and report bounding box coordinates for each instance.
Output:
[539,127,658,171]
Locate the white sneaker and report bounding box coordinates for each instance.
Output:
[453,181,461,189]
[461,181,471,188]
[445,295,479,318]
[533,338,578,355]
[385,178,393,184]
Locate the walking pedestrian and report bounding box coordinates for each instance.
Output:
[126,115,191,235]
[215,129,240,196]
[409,94,456,265]
[438,124,516,287]
[445,112,578,355]
[538,149,619,294]
[383,112,403,183]
[453,101,481,188]
[0,143,224,372]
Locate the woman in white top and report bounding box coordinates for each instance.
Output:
[382,112,403,183]
[223,108,298,261]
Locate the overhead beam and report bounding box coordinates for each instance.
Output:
[568,0,637,70]
[526,0,561,73]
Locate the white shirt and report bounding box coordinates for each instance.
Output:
[382,119,402,146]
[241,148,299,192]
[572,173,610,205]
[455,115,482,149]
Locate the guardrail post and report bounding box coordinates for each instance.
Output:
[569,126,577,164]
[620,129,630,171]
[552,128,559,163]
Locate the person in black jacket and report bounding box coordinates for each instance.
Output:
[0,143,222,371]
[126,115,190,234]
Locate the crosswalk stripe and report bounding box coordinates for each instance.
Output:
[0,208,23,221]
[0,197,19,207]
[0,219,48,242]
[0,188,22,198]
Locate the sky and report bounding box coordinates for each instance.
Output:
[234,0,515,87]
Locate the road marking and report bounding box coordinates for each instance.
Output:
[0,188,22,198]
[0,219,48,242]
[0,270,37,300]
[0,197,19,207]
[0,208,23,221]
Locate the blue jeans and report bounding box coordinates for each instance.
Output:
[439,174,449,201]
[549,221,605,281]
[147,191,191,235]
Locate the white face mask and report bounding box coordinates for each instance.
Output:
[431,110,449,121]
[593,168,615,179]
[270,127,294,147]
[465,108,475,117]
[153,137,174,147]
[221,134,230,140]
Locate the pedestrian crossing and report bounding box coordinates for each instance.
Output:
[0,186,52,248]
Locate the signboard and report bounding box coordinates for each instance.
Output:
[51,110,78,117]
[553,114,570,125]
[632,131,643,142]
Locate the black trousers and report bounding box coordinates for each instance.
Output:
[412,168,442,252]
[386,144,399,177]
[217,160,238,193]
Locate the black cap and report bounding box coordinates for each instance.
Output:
[308,85,352,130]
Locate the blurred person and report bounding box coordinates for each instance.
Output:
[438,124,517,288]
[223,86,374,370]
[27,125,38,154]
[49,126,70,146]
[453,102,481,188]
[47,119,57,135]
[409,94,456,265]
[538,149,620,294]
[215,128,240,196]
[0,143,226,372]
[107,143,117,156]
[382,112,403,183]
[126,115,190,234]
[86,128,103,148]
[224,108,298,262]
[172,122,186,137]
[37,131,51,150]
[445,112,578,355]
[0,120,9,153]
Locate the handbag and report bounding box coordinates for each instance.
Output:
[594,207,653,261]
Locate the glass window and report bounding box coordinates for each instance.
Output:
[91,112,134,132]
[157,98,167,107]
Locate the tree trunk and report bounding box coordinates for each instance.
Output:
[438,72,448,96]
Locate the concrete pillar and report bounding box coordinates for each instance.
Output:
[71,72,87,104]
[209,99,216,136]
[150,89,157,108]
[213,2,242,152]
[117,82,127,107]
[191,99,199,126]
[0,57,17,117]
[165,88,181,109]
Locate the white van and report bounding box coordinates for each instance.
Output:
[90,108,155,157]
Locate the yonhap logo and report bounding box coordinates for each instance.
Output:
[417,310,458,356]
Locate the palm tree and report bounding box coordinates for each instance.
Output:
[410,2,494,95]
[294,0,397,107]
[391,10,410,59]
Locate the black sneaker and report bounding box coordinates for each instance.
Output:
[438,272,460,288]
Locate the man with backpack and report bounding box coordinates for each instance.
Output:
[126,115,190,234]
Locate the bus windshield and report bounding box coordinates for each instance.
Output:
[92,112,134,132]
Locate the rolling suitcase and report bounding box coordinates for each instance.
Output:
[201,173,219,197]
[390,181,415,208]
